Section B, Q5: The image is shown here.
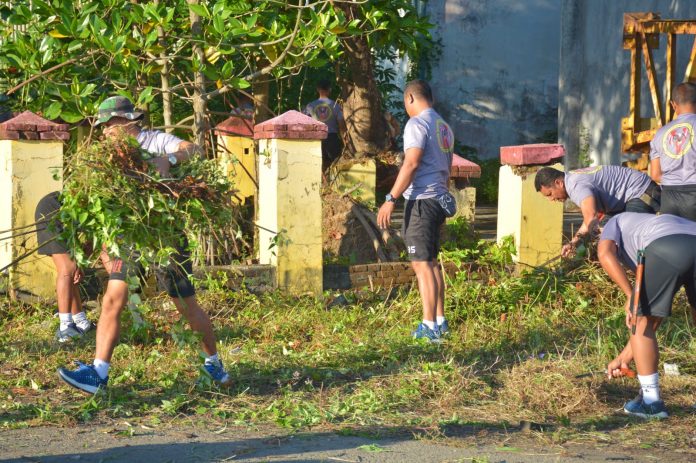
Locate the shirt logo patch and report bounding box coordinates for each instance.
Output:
[570,166,603,175]
[312,103,333,122]
[436,119,453,153]
[663,122,694,159]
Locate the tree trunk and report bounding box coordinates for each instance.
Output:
[339,7,387,158]
[252,78,273,124]
[154,0,172,133]
[187,0,208,148]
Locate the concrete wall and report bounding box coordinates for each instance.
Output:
[559,0,696,167]
[428,0,561,159]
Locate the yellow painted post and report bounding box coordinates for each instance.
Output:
[497,144,565,268]
[0,111,69,299]
[449,154,481,223]
[254,110,326,295]
[333,158,376,205]
[214,116,256,204]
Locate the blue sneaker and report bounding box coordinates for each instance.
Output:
[624,399,668,419]
[203,359,232,385]
[412,323,442,343]
[438,319,449,336]
[57,361,108,394]
[75,320,96,335]
[55,323,83,343]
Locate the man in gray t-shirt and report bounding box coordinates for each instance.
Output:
[304,79,346,171]
[650,82,696,221]
[534,166,660,257]
[377,80,454,342]
[598,212,696,419]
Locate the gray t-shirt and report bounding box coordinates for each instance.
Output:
[137,130,183,158]
[402,108,454,200]
[600,212,696,270]
[564,165,652,214]
[304,98,343,134]
[649,112,696,186]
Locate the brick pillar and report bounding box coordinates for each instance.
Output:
[497,144,565,267]
[254,110,326,295]
[449,154,481,222]
[0,111,69,299]
[214,115,256,204]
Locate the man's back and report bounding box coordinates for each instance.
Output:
[305,98,343,134]
[650,113,696,186]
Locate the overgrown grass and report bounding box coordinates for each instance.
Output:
[1,249,694,450]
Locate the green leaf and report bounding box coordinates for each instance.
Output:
[188,3,209,18]
[226,77,250,89]
[44,101,63,120]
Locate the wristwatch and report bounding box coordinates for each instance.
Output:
[385,193,397,203]
[168,154,178,166]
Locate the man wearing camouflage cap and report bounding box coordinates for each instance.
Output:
[57,96,232,394]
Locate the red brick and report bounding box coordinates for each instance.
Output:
[254,110,328,140]
[214,116,254,138]
[4,122,35,131]
[52,123,70,132]
[35,123,56,132]
[40,131,70,140]
[0,129,20,140]
[20,131,39,140]
[500,143,565,166]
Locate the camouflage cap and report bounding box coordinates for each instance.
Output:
[95,96,144,126]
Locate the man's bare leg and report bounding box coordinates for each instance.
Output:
[171,295,218,356]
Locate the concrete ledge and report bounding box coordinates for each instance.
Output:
[324,261,485,290]
[500,143,565,166]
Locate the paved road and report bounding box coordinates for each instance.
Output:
[1,424,693,462]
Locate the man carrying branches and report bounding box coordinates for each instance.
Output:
[57,96,231,394]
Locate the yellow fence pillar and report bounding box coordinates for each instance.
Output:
[254,110,326,295]
[214,116,256,204]
[0,111,68,299]
[497,144,565,268]
[333,158,376,205]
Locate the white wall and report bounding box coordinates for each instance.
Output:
[559,0,696,167]
[428,0,561,159]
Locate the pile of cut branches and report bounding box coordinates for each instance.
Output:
[58,133,239,268]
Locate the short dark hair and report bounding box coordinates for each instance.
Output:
[404,79,433,103]
[672,82,696,105]
[317,79,331,92]
[534,167,564,191]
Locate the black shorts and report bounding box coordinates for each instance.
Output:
[633,234,696,318]
[107,246,196,298]
[660,184,696,221]
[35,192,69,255]
[625,181,661,214]
[321,133,341,170]
[402,198,445,262]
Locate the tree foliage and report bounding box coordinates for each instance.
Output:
[0,1,434,152]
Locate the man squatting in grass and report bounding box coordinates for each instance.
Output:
[598,212,696,419]
[650,82,696,221]
[57,96,231,394]
[35,193,96,342]
[377,80,454,342]
[534,165,661,257]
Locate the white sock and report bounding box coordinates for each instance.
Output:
[638,373,660,405]
[436,316,446,326]
[422,319,436,330]
[72,312,89,329]
[59,313,73,330]
[93,359,110,379]
[205,353,219,364]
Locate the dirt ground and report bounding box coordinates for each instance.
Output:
[2,423,694,463]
